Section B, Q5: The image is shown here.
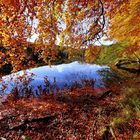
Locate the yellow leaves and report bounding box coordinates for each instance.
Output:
[84,45,101,63]
[107,0,140,55]
[77,11,85,20]
[0,0,107,71]
[9,53,14,57]
[1,32,10,46]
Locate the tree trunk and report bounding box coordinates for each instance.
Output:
[115,59,140,73]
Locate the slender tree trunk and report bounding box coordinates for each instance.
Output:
[134,53,140,71]
[138,59,140,70]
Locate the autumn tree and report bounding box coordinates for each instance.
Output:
[2,0,139,72]
[0,0,37,71]
[84,45,101,63]
[106,0,140,68]
[0,0,106,72]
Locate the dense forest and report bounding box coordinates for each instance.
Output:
[0,0,140,139]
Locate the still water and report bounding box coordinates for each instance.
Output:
[0,61,109,95]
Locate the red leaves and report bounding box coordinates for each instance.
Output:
[12,0,20,9]
[2,0,20,9]
[129,118,140,132]
[0,0,107,71]
[2,0,11,5]
[0,79,140,139]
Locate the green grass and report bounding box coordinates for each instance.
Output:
[95,42,128,65]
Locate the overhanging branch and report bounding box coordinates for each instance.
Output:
[79,0,105,47]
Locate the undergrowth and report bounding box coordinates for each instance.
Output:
[0,69,140,139]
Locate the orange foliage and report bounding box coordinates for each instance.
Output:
[84,45,101,63]
[0,0,139,70]
[0,0,106,71]
[1,84,139,139]
[106,0,140,55]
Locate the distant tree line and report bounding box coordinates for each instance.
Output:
[0,43,86,76]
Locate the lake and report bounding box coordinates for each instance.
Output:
[0,61,109,96]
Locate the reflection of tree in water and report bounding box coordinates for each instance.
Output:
[64,71,96,87]
[1,69,100,98]
[0,72,35,97]
[0,78,8,96]
[43,76,60,94]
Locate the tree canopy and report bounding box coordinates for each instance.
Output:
[0,0,139,71]
[107,0,140,56]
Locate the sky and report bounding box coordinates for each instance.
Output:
[27,16,114,46]
[28,32,114,46]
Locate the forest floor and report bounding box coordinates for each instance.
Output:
[0,69,140,140]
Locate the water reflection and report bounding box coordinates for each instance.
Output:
[0,61,109,96]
